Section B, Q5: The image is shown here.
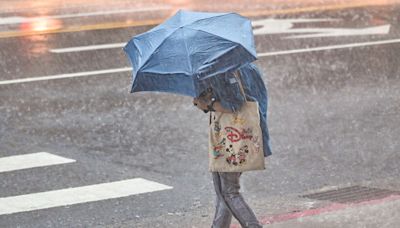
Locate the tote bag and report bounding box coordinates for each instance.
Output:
[208,71,265,172]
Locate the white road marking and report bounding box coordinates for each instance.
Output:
[51,19,337,53]
[2,38,400,86]
[0,178,173,215]
[0,152,75,173]
[252,18,339,35]
[0,16,26,25]
[50,18,391,53]
[0,7,171,25]
[258,38,400,57]
[284,25,391,39]
[0,67,131,85]
[252,18,391,38]
[50,42,126,53]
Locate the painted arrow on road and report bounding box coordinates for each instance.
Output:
[252,18,391,39]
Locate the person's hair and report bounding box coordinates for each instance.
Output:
[200,87,213,97]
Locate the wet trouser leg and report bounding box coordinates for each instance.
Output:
[211,172,263,228]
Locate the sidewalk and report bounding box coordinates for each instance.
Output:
[1,0,400,39]
[110,193,400,227]
[266,195,400,228]
[1,0,399,15]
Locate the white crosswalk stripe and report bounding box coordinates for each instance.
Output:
[0,178,173,215]
[0,152,173,216]
[0,67,131,85]
[0,152,76,173]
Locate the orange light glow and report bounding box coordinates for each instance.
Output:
[19,18,62,32]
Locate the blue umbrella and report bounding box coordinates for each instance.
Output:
[123,10,257,97]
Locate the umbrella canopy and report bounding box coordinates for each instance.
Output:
[123,10,257,97]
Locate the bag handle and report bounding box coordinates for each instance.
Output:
[233,70,247,102]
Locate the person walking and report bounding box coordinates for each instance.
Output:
[193,63,272,228]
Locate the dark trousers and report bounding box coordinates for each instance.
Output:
[211,172,263,228]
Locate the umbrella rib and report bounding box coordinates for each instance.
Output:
[153,12,242,35]
[203,27,254,58]
[184,12,237,27]
[185,13,255,56]
[184,26,244,54]
[181,28,193,75]
[136,29,181,73]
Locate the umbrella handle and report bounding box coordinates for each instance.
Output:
[233,71,247,102]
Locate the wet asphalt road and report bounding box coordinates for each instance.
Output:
[1,4,400,228]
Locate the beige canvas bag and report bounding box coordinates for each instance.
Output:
[208,71,265,172]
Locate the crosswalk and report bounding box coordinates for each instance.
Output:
[0,152,75,173]
[0,152,173,216]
